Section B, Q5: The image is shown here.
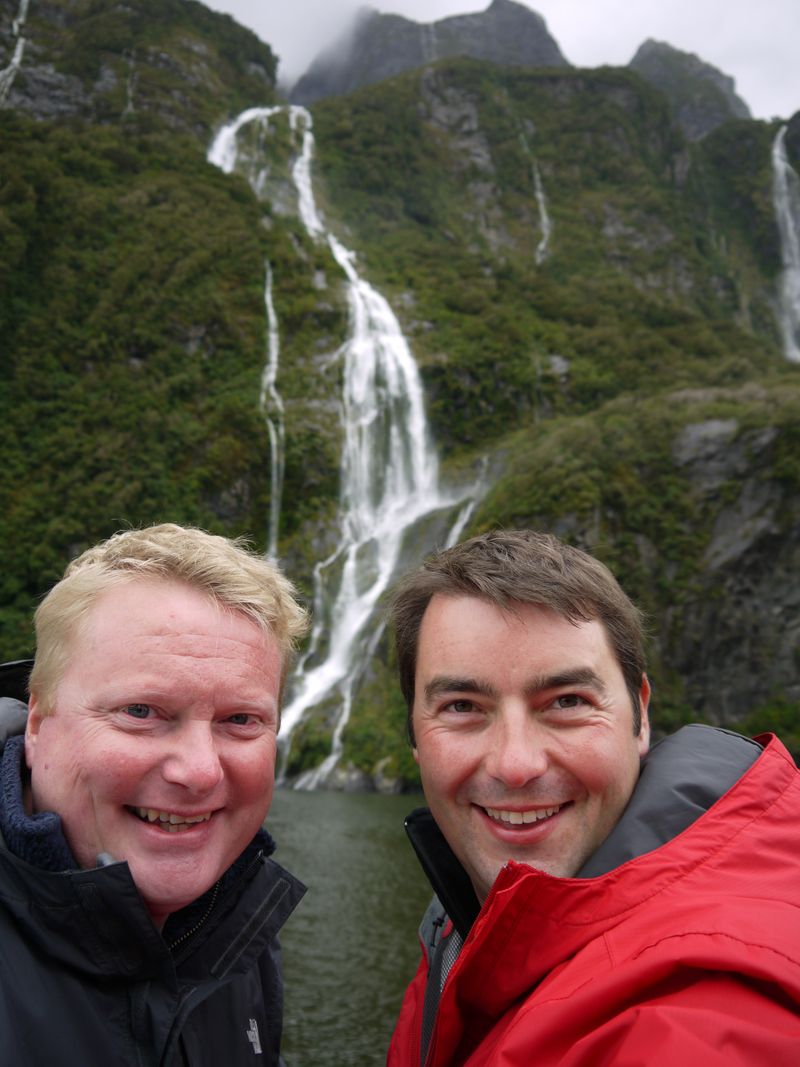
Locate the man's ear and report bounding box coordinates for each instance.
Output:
[637,675,651,756]
[412,747,420,765]
[24,694,43,769]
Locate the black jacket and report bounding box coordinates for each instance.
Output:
[0,660,305,1067]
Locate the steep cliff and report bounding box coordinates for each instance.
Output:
[301,62,797,780]
[1,0,798,783]
[0,0,343,651]
[290,0,567,105]
[630,38,752,140]
[0,0,276,134]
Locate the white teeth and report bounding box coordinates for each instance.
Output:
[133,807,212,829]
[485,805,561,825]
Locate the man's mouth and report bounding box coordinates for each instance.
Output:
[129,807,213,833]
[484,804,563,825]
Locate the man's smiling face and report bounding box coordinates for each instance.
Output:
[25,577,282,927]
[411,595,650,900]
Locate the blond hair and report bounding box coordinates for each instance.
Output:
[30,524,308,714]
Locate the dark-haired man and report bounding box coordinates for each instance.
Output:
[387,530,800,1067]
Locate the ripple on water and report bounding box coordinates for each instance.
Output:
[267,788,431,1067]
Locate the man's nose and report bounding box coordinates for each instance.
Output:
[161,722,224,794]
[484,705,549,788]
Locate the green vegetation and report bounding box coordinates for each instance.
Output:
[0,113,268,652]
[2,9,798,783]
[310,63,783,465]
[23,0,277,133]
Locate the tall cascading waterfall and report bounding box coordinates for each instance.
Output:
[772,125,800,363]
[207,107,287,557]
[209,105,480,787]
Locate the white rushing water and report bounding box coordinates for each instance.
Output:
[260,263,285,558]
[420,24,438,65]
[209,105,480,786]
[0,0,29,107]
[208,107,288,556]
[532,160,552,265]
[518,131,552,265]
[772,126,800,363]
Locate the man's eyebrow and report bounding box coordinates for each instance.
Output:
[423,676,499,702]
[422,668,608,704]
[523,668,608,698]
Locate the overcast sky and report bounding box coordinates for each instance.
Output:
[205,0,799,121]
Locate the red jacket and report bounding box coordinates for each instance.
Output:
[388,733,800,1066]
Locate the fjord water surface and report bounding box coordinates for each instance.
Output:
[268,789,431,1066]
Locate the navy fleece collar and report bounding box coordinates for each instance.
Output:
[0,735,77,871]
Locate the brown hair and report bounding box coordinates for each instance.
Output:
[389,530,647,742]
[30,523,308,714]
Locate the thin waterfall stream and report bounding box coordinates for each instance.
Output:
[0,0,30,106]
[771,125,800,363]
[518,130,552,265]
[209,105,481,787]
[207,106,287,558]
[532,161,552,265]
[260,263,284,559]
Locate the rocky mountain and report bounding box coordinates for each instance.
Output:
[290,0,567,105]
[0,0,276,134]
[2,0,799,786]
[630,38,752,140]
[291,3,759,145]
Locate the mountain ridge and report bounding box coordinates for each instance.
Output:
[630,38,751,140]
[290,0,568,106]
[288,0,756,143]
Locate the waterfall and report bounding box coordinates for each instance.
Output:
[0,0,29,106]
[420,24,438,65]
[771,126,800,363]
[518,131,552,264]
[122,50,136,117]
[260,263,285,559]
[532,160,552,265]
[209,104,480,787]
[208,107,288,556]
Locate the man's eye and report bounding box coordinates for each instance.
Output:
[226,713,252,725]
[123,704,152,719]
[554,695,584,709]
[445,700,476,714]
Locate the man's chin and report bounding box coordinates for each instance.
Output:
[129,861,224,923]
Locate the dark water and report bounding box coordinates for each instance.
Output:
[267,789,432,1067]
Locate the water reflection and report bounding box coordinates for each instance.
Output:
[268,789,431,1067]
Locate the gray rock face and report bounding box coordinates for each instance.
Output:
[629,39,751,140]
[669,415,800,720]
[0,0,276,134]
[2,60,91,120]
[290,0,568,105]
